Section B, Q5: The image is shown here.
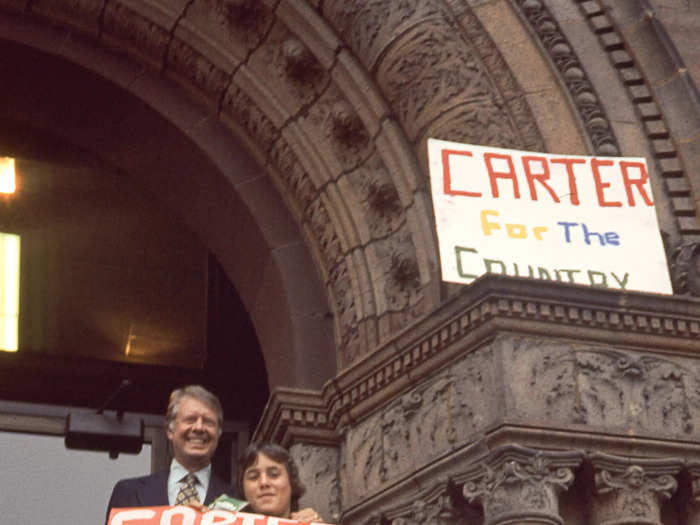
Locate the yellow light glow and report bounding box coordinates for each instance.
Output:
[0,157,16,194]
[124,324,135,356]
[0,233,20,351]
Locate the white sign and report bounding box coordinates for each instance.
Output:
[427,138,673,294]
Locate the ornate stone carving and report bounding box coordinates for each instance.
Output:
[369,226,422,315]
[387,251,420,303]
[324,281,700,443]
[322,0,443,73]
[341,150,405,241]
[330,100,369,149]
[269,137,318,219]
[670,242,700,296]
[342,352,494,495]
[248,21,328,112]
[344,413,385,502]
[305,197,343,267]
[220,0,262,26]
[377,21,495,143]
[366,180,401,225]
[456,5,545,152]
[281,37,325,86]
[301,93,372,173]
[216,0,270,43]
[165,37,231,105]
[268,135,369,366]
[511,0,619,156]
[687,463,700,524]
[221,83,279,153]
[327,259,361,363]
[324,0,543,153]
[30,0,103,37]
[428,99,522,153]
[293,443,342,523]
[362,513,385,525]
[589,453,682,525]
[102,2,171,69]
[570,0,700,240]
[389,483,471,525]
[523,345,700,435]
[463,446,583,525]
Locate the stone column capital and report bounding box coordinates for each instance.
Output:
[684,462,700,523]
[462,445,584,525]
[588,452,683,525]
[382,477,478,525]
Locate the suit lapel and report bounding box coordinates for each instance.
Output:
[138,470,169,506]
[204,474,231,505]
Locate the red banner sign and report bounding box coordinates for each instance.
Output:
[108,506,324,525]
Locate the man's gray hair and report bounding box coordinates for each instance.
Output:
[165,385,223,436]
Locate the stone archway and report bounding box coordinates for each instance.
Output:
[4,0,699,382]
[0,0,548,376]
[0,20,335,390]
[3,1,700,524]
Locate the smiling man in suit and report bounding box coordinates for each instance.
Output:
[106,385,236,521]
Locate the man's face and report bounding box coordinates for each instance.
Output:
[167,396,220,471]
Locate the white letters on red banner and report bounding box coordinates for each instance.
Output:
[108,506,327,525]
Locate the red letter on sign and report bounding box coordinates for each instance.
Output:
[484,152,520,199]
[522,155,558,202]
[441,149,481,197]
[620,161,653,206]
[591,158,621,207]
[550,157,584,205]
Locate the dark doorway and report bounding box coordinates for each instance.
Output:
[0,39,269,431]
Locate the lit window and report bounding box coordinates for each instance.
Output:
[0,157,16,194]
[0,233,20,351]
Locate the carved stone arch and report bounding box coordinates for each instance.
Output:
[502,0,700,247]
[0,0,554,373]
[0,8,336,390]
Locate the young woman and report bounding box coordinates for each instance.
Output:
[238,442,322,522]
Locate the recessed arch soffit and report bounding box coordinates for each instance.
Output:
[3,0,696,368]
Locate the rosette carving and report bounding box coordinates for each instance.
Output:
[281,38,324,85]
[220,0,266,31]
[330,100,369,148]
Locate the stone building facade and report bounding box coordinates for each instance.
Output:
[1,0,700,524]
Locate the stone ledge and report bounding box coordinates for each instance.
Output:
[256,275,700,445]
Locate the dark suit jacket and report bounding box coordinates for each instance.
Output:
[106,469,236,523]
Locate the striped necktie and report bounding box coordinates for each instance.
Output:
[175,473,199,505]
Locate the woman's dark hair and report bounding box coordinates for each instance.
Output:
[238,442,306,512]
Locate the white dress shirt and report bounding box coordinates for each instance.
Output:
[167,459,212,506]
